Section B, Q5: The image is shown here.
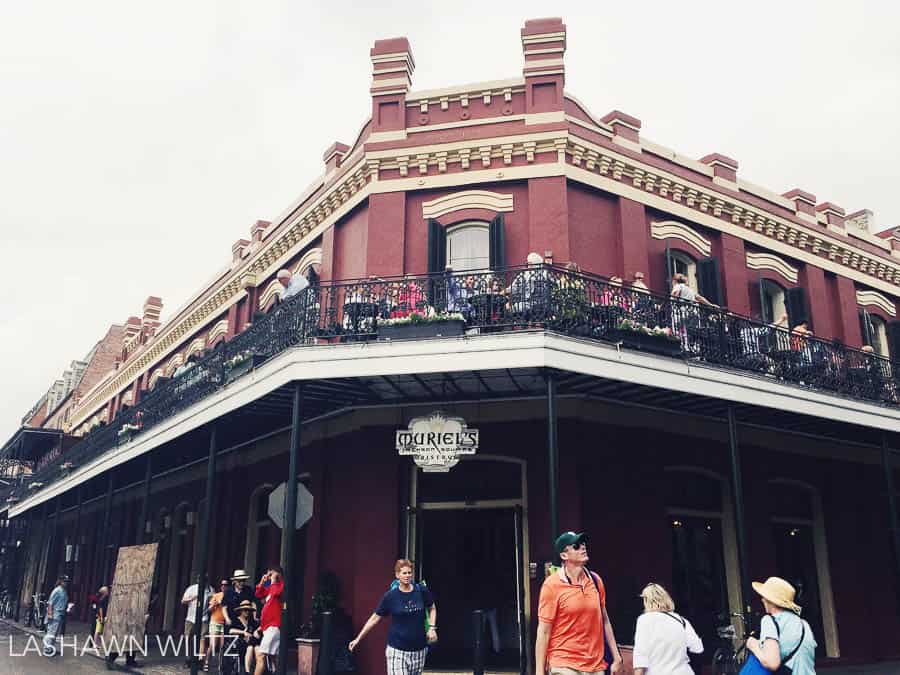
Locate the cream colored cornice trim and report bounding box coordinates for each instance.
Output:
[651,220,712,257]
[408,78,524,103]
[165,353,184,376]
[186,338,206,357]
[563,161,900,298]
[564,134,900,290]
[746,252,799,284]
[857,290,896,317]
[422,190,514,219]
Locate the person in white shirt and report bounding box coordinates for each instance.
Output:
[632,583,703,675]
[277,269,310,302]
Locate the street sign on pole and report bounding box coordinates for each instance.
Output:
[267,482,314,530]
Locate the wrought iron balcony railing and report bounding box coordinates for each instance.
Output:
[12,264,900,499]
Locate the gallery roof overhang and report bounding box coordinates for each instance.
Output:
[10,331,900,516]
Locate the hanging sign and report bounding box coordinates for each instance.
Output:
[396,411,479,472]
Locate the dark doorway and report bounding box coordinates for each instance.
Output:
[772,522,823,643]
[670,516,729,671]
[419,508,520,671]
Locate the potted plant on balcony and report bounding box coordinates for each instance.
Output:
[116,422,142,444]
[607,318,683,357]
[377,311,466,341]
[224,350,265,383]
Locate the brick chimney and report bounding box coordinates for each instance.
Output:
[370,38,415,134]
[123,316,142,342]
[816,202,846,234]
[600,110,642,150]
[250,220,271,244]
[701,153,738,184]
[521,18,566,114]
[323,142,350,175]
[142,296,163,338]
[232,238,251,263]
[783,189,817,224]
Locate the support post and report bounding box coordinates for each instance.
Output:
[190,426,218,675]
[278,382,304,675]
[98,472,115,588]
[473,609,486,675]
[882,433,900,619]
[547,372,559,551]
[727,407,751,622]
[138,454,153,545]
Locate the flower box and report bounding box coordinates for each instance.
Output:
[224,353,265,383]
[607,328,683,357]
[378,318,466,341]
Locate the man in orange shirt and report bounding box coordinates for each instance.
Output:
[536,532,623,675]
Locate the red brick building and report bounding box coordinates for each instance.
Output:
[2,17,899,674]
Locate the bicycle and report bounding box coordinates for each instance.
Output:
[711,611,752,675]
[0,590,13,619]
[25,593,47,631]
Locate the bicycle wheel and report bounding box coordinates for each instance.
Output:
[711,647,737,675]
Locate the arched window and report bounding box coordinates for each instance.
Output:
[446,223,489,271]
[760,279,787,324]
[669,250,697,290]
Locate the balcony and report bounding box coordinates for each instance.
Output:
[9,264,899,500]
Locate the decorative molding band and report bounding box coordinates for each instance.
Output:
[422,190,514,219]
[148,369,164,390]
[258,280,284,311]
[564,135,900,289]
[292,247,323,275]
[857,290,896,317]
[650,220,712,257]
[164,353,184,376]
[186,337,206,358]
[746,252,799,284]
[206,320,228,347]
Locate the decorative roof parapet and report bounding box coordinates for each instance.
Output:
[783,189,818,224]
[701,153,739,184]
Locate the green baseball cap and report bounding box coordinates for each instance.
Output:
[554,531,587,555]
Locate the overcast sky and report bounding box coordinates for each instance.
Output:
[2,1,899,443]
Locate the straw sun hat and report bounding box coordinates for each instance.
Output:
[752,576,802,614]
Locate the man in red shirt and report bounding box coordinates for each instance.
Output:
[254,565,284,675]
[536,532,623,675]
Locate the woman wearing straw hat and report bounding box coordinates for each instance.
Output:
[632,583,703,675]
[226,600,260,675]
[745,577,817,674]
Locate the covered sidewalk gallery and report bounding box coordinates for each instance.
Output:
[7,331,900,673]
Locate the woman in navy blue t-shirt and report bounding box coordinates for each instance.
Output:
[349,559,438,675]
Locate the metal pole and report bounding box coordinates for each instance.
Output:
[881,434,900,619]
[727,407,751,621]
[98,472,115,587]
[278,382,304,675]
[190,426,218,675]
[138,454,153,545]
[546,372,559,551]
[71,485,83,582]
[318,610,334,675]
[473,609,486,675]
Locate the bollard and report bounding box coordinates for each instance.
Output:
[318,611,334,675]
[473,609,485,675]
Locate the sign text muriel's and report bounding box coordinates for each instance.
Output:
[396,412,479,472]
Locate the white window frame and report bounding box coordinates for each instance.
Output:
[761,279,787,324]
[670,250,698,290]
[446,221,490,271]
[870,315,889,357]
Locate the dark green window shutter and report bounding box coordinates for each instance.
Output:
[886,319,900,359]
[859,309,873,347]
[697,257,722,305]
[427,219,446,274]
[489,213,506,269]
[785,286,808,327]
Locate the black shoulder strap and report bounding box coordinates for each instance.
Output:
[783,622,806,665]
[663,611,686,628]
[586,570,602,605]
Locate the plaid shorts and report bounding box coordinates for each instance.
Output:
[385,645,427,675]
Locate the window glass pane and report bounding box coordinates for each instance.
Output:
[671,252,697,289]
[872,317,889,356]
[447,225,489,271]
[418,459,521,502]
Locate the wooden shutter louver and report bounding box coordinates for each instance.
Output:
[489,213,506,269]
[697,257,722,306]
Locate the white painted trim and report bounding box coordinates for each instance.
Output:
[408,78,524,102]
[746,252,800,284]
[857,290,896,317]
[206,320,228,346]
[292,247,323,276]
[651,220,712,257]
[12,332,900,516]
[186,338,206,359]
[422,190,514,219]
[407,114,526,135]
[258,280,284,311]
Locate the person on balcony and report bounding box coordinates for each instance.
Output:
[390,275,427,318]
[444,266,472,317]
[670,273,715,306]
[506,252,552,319]
[277,269,310,303]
